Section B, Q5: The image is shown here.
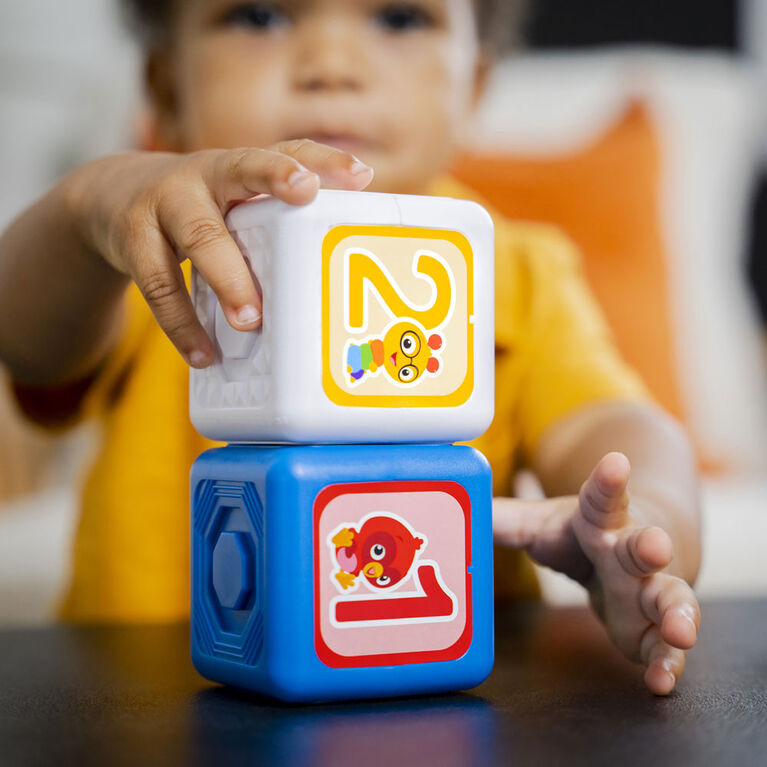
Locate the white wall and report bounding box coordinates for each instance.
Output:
[0,0,141,229]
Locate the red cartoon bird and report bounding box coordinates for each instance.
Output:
[332,515,424,590]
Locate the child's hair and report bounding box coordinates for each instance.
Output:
[121,0,526,56]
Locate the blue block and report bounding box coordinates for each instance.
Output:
[191,444,493,703]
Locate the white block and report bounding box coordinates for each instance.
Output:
[190,190,494,444]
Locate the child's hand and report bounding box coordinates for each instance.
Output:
[493,452,700,696]
[68,141,374,368]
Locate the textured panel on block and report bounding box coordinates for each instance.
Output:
[192,480,264,666]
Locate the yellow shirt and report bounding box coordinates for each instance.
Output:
[17,177,647,622]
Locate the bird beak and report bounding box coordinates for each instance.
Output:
[364,562,384,578]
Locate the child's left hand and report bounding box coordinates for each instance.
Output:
[492,451,700,696]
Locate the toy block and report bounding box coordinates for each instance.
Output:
[189,190,494,444]
[190,443,494,703]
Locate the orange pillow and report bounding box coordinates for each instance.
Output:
[453,101,686,427]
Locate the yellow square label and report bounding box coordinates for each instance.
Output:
[322,225,474,407]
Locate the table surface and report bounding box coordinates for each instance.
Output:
[0,599,765,766]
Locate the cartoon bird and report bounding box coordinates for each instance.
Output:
[331,515,425,590]
[346,320,442,385]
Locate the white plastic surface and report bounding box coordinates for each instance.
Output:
[190,189,494,443]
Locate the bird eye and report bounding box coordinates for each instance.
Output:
[376,574,391,586]
[398,364,419,383]
[400,331,421,357]
[370,544,386,560]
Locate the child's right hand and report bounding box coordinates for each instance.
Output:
[68,141,374,368]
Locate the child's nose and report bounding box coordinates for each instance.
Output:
[292,19,367,92]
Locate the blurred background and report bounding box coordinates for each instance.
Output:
[2,0,767,624]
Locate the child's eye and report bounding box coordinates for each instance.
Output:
[220,2,290,31]
[374,3,433,33]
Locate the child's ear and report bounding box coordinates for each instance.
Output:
[142,51,183,152]
[455,50,491,148]
[470,50,491,112]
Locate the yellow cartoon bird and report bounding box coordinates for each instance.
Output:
[382,321,442,384]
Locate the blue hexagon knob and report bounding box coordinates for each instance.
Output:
[212,530,255,610]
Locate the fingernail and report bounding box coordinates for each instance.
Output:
[349,160,373,176]
[660,658,676,682]
[287,170,316,188]
[235,305,261,325]
[189,350,212,368]
[677,604,697,630]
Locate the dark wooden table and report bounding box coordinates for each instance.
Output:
[1,599,765,766]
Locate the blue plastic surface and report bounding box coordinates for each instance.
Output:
[191,444,493,703]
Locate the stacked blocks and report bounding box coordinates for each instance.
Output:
[190,190,495,702]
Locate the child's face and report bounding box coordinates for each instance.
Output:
[155,0,486,193]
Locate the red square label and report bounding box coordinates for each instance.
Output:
[313,481,472,667]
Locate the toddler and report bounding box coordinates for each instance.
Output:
[0,0,700,695]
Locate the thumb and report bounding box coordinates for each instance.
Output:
[512,468,546,500]
[492,495,569,549]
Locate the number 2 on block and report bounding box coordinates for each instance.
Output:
[345,249,454,333]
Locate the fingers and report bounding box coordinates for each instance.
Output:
[578,451,631,529]
[615,526,673,578]
[271,139,375,190]
[640,625,687,695]
[172,143,372,341]
[128,225,216,367]
[640,572,700,651]
[203,146,320,208]
[638,572,699,694]
[202,142,373,210]
[157,190,262,339]
[127,143,374,368]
